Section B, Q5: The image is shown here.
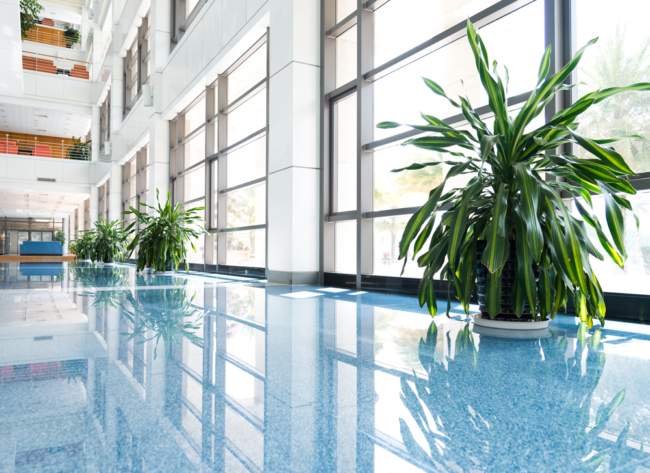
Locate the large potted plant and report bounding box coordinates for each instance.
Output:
[123,189,206,272]
[383,20,649,328]
[90,217,130,263]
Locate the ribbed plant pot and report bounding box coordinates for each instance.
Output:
[474,240,549,330]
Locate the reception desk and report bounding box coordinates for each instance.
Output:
[20,241,63,256]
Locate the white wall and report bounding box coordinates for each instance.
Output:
[22,71,93,107]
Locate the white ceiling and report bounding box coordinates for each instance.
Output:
[0,189,88,218]
[0,102,91,138]
[40,0,83,25]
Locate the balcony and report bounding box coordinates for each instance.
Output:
[0,133,90,160]
[21,52,91,80]
[24,23,82,52]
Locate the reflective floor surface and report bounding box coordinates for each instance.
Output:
[0,262,649,472]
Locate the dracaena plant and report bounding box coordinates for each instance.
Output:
[91,217,130,263]
[380,20,650,327]
[123,189,206,272]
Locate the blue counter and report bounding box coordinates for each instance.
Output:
[20,241,63,256]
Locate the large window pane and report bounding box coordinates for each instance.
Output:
[576,0,650,173]
[374,1,544,140]
[228,44,267,104]
[374,0,501,67]
[227,136,266,188]
[184,131,205,169]
[570,191,650,295]
[184,97,206,137]
[211,160,218,228]
[227,90,266,146]
[227,229,266,267]
[184,165,205,202]
[225,287,266,324]
[226,183,266,228]
[336,25,357,87]
[334,92,357,212]
[335,220,356,274]
[184,200,205,264]
[374,145,442,212]
[336,0,356,22]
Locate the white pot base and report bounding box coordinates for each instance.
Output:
[471,314,550,331]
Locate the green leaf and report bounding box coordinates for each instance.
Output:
[513,163,544,261]
[422,77,460,108]
[536,45,551,86]
[447,183,478,271]
[538,252,552,320]
[562,127,634,175]
[376,121,401,129]
[481,183,509,273]
[600,183,627,259]
[514,209,537,315]
[485,269,502,318]
[399,183,445,259]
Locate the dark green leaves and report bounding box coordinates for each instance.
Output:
[399,183,445,260]
[514,163,544,261]
[600,183,627,259]
[562,127,634,175]
[481,183,508,273]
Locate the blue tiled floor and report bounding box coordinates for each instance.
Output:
[0,262,649,472]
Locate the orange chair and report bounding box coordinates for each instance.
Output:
[71,64,89,79]
[32,143,52,157]
[0,140,18,154]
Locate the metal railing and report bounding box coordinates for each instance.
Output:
[21,51,91,80]
[0,134,91,160]
[24,24,82,51]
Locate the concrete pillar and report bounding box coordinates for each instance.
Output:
[111,28,123,137]
[77,200,85,237]
[62,216,69,254]
[147,114,170,207]
[150,0,171,70]
[109,162,122,222]
[92,105,100,162]
[90,186,99,227]
[267,0,321,284]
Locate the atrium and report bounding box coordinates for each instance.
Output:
[0,0,649,471]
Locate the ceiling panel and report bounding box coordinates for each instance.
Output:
[0,102,91,138]
[0,189,88,218]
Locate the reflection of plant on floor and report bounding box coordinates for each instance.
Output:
[71,263,130,308]
[399,321,636,471]
[120,287,204,359]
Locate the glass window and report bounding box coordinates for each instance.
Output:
[225,287,266,324]
[184,131,205,169]
[228,44,267,104]
[184,165,205,202]
[184,97,206,137]
[42,232,52,242]
[373,1,545,141]
[570,191,650,295]
[335,221,356,274]
[575,0,650,173]
[31,232,41,241]
[184,200,205,264]
[336,25,357,87]
[226,183,266,228]
[227,90,266,146]
[211,160,218,228]
[227,229,266,267]
[336,0,356,22]
[186,0,200,16]
[374,0,501,67]
[334,92,357,212]
[227,136,266,188]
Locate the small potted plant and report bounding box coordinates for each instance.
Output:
[123,189,206,272]
[63,24,80,48]
[90,217,130,263]
[66,137,91,160]
[53,230,65,246]
[71,230,95,260]
[382,20,650,329]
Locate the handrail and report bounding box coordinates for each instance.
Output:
[21,51,91,80]
[0,134,91,160]
[24,24,82,51]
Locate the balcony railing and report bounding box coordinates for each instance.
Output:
[0,134,91,160]
[24,24,82,51]
[21,51,91,80]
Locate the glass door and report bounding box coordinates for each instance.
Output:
[42,232,53,241]
[31,232,42,241]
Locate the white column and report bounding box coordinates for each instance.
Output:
[89,186,99,227]
[267,0,321,284]
[62,216,69,254]
[147,0,171,209]
[77,200,85,236]
[91,105,100,162]
[109,162,122,222]
[111,27,123,136]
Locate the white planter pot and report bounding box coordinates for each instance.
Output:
[471,314,550,331]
